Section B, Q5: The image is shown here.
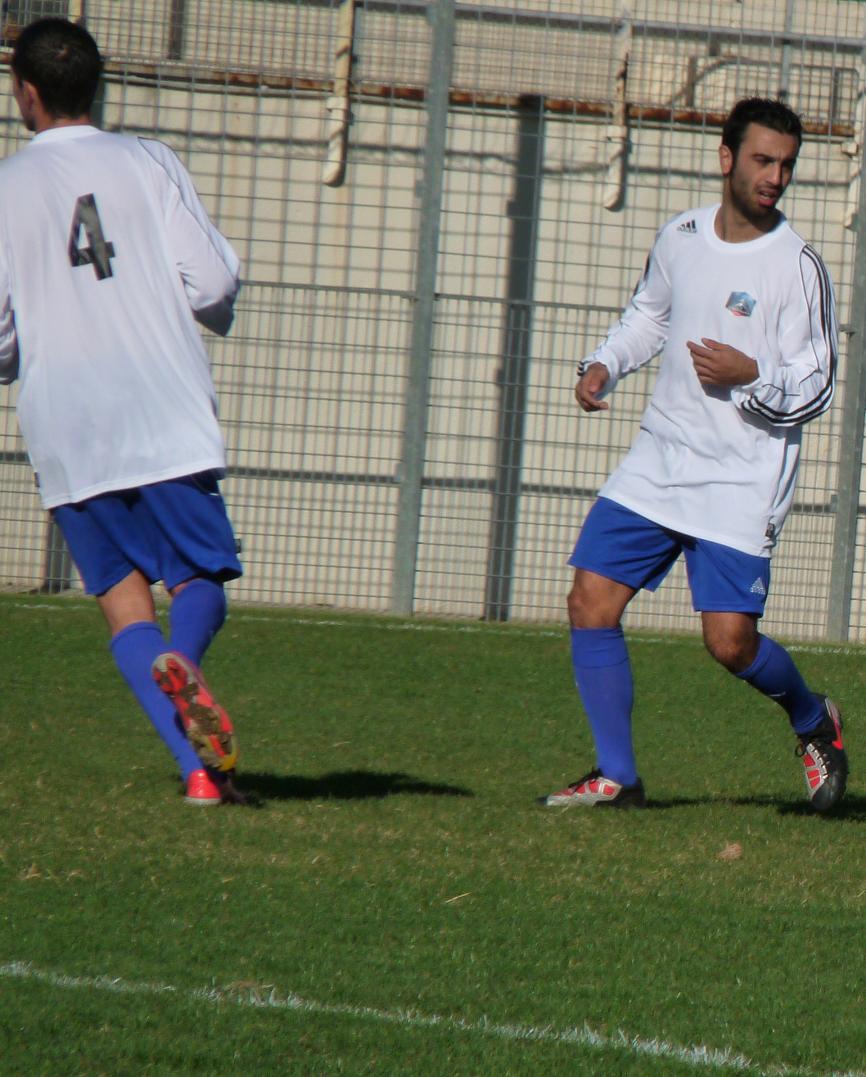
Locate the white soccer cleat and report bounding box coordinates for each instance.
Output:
[537,769,646,808]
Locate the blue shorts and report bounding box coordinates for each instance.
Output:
[52,472,243,596]
[569,497,771,616]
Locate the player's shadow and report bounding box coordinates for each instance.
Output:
[776,793,866,821]
[645,793,793,810]
[645,792,866,820]
[235,769,473,806]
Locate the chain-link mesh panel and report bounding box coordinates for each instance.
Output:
[0,1,864,641]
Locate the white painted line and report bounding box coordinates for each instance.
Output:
[0,961,861,1076]
[12,599,864,655]
[185,613,866,656]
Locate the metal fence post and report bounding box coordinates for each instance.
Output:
[827,124,866,640]
[167,0,187,61]
[391,0,455,616]
[41,518,73,594]
[484,95,545,621]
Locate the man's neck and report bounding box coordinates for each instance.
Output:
[714,201,780,244]
[33,114,92,135]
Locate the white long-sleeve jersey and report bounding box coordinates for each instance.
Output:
[582,203,837,556]
[0,125,240,509]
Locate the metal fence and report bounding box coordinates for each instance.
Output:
[1,0,866,641]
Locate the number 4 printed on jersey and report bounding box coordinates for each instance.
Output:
[68,194,115,280]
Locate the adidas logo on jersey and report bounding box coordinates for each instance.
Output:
[750,577,767,596]
[677,218,697,234]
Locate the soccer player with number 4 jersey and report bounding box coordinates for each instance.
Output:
[0,18,246,805]
[538,98,847,813]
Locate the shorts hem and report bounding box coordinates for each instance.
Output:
[163,564,243,591]
[692,602,767,616]
[567,556,664,594]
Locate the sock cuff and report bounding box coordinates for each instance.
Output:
[570,625,629,669]
[735,632,773,681]
[176,577,225,598]
[170,578,227,623]
[109,620,163,654]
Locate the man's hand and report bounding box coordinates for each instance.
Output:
[686,338,759,387]
[575,362,610,412]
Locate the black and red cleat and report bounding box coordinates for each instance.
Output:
[796,697,848,813]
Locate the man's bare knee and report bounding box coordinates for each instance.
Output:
[704,637,745,671]
[567,571,633,629]
[96,569,157,637]
[702,614,759,673]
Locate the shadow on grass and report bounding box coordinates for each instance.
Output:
[644,793,866,820]
[234,769,474,807]
[776,793,866,821]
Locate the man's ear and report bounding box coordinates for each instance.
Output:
[719,143,734,178]
[13,77,46,131]
[12,75,34,105]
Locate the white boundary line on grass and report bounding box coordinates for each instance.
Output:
[1,961,862,1077]
[11,601,865,657]
[235,614,862,657]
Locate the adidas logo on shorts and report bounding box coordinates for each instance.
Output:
[750,577,767,596]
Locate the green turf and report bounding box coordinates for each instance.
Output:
[1,594,865,1075]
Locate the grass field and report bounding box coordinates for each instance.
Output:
[2,593,866,1075]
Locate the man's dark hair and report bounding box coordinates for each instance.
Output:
[722,97,803,160]
[11,18,102,119]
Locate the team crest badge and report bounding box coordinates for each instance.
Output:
[726,291,757,317]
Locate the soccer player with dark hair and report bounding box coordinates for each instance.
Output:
[0,18,245,805]
[539,97,846,812]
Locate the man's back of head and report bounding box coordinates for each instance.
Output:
[11,18,102,120]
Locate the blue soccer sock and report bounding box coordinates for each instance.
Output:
[110,620,202,780]
[735,633,823,734]
[570,626,638,786]
[168,578,227,666]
